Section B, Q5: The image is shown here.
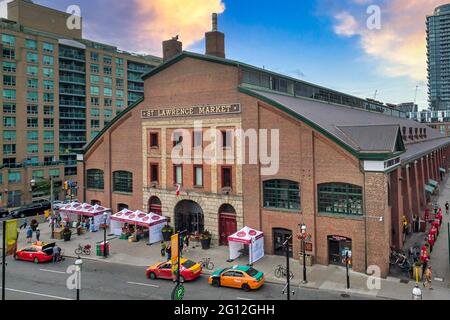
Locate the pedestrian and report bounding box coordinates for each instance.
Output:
[437,210,443,225]
[26,226,33,243]
[184,235,190,250]
[160,241,166,257]
[420,246,429,278]
[56,213,62,227]
[427,232,435,253]
[52,245,60,263]
[423,266,433,290]
[446,201,450,215]
[166,245,171,261]
[19,218,27,230]
[35,227,41,242]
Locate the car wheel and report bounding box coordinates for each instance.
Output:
[33,257,39,264]
[212,279,220,287]
[20,213,25,218]
[148,272,156,279]
[242,283,250,292]
[13,254,18,260]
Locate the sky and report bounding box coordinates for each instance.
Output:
[1,0,447,110]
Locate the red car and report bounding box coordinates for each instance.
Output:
[146,258,202,282]
[14,242,56,263]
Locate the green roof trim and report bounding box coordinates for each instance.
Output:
[81,96,144,154]
[238,86,401,161]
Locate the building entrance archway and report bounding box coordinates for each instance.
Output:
[148,196,162,215]
[174,200,204,234]
[218,203,237,246]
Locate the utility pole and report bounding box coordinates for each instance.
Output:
[50,177,54,239]
[2,221,6,301]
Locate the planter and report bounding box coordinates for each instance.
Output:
[63,233,71,241]
[201,238,211,249]
[162,230,173,242]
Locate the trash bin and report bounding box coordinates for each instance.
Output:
[96,243,101,256]
[100,241,109,256]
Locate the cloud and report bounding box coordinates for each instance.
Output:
[331,0,449,81]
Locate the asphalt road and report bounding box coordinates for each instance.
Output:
[0,256,382,300]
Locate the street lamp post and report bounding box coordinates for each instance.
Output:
[284,235,292,300]
[74,257,83,301]
[300,224,308,284]
[103,212,108,258]
[50,177,54,239]
[345,251,351,289]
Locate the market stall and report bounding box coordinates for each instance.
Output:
[110,209,167,244]
[58,202,111,230]
[228,226,264,264]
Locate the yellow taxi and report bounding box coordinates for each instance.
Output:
[208,265,265,291]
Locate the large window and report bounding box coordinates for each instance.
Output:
[113,171,132,193]
[318,183,363,216]
[263,180,300,210]
[87,169,104,190]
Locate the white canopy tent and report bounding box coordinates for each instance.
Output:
[110,209,167,244]
[228,226,264,264]
[58,202,111,229]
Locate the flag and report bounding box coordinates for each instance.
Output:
[5,219,18,255]
[171,233,179,277]
[175,183,181,196]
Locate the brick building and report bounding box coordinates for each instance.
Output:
[77,21,450,277]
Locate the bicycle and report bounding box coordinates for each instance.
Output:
[274,264,294,279]
[198,257,214,270]
[74,243,91,255]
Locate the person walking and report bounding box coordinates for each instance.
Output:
[160,241,166,257]
[427,231,435,253]
[26,226,33,243]
[35,227,41,242]
[446,201,450,215]
[423,266,433,290]
[437,209,443,226]
[420,247,429,278]
[19,217,27,230]
[52,245,60,263]
[166,245,171,261]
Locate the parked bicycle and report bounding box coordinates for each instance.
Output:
[198,257,214,270]
[274,264,294,279]
[74,243,91,255]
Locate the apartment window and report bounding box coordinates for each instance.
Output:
[43,42,54,53]
[173,165,183,185]
[172,131,183,146]
[318,183,363,216]
[44,119,54,128]
[104,109,112,118]
[150,133,159,148]
[43,68,54,78]
[26,52,38,63]
[116,89,124,98]
[1,34,15,46]
[221,130,232,148]
[27,65,38,76]
[90,52,99,61]
[104,87,112,97]
[116,100,124,109]
[104,98,112,107]
[193,131,203,148]
[27,131,38,141]
[90,86,100,96]
[91,120,100,128]
[3,103,16,113]
[116,67,124,77]
[8,172,21,183]
[87,169,104,190]
[27,105,38,115]
[221,166,232,188]
[113,171,133,193]
[32,170,44,180]
[104,76,112,85]
[27,91,38,102]
[25,39,37,50]
[263,180,300,210]
[3,75,16,86]
[3,158,16,167]
[44,143,54,153]
[91,97,100,106]
[43,80,54,90]
[3,61,16,72]
[194,165,203,187]
[27,78,38,89]
[49,169,60,178]
[115,57,124,65]
[43,93,54,103]
[3,131,16,141]
[116,78,124,88]
[90,108,100,117]
[3,144,16,155]
[43,131,54,141]
[90,75,99,83]
[2,48,15,59]
[103,55,112,64]
[27,144,38,154]
[90,64,99,73]
[3,116,16,127]
[150,164,159,183]
[3,89,16,100]
[43,56,54,66]
[27,157,38,166]
[103,66,112,75]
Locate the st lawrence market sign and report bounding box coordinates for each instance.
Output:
[141,103,241,119]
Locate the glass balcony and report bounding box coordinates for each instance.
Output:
[59,88,86,96]
[59,75,86,84]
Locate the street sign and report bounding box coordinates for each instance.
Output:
[171,284,185,300]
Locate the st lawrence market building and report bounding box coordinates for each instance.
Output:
[76,24,450,277]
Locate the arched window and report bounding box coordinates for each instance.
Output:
[318,183,363,216]
[113,171,133,193]
[86,169,104,190]
[263,179,300,210]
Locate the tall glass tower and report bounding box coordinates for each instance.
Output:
[427,4,450,110]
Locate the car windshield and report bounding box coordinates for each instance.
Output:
[182,260,196,269]
[246,267,259,277]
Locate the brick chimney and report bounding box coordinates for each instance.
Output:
[205,13,225,58]
[162,35,182,62]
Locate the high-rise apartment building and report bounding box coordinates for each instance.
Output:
[0,0,161,207]
[427,4,450,110]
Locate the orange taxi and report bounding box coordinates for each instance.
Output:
[208,265,265,291]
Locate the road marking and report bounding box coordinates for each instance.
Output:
[0,287,72,300]
[127,281,159,288]
[434,277,444,282]
[40,268,66,274]
[236,297,253,300]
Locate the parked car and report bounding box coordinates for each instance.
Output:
[31,199,51,210]
[208,265,265,291]
[146,258,202,282]
[52,201,65,210]
[0,207,9,218]
[14,242,56,263]
[9,203,47,218]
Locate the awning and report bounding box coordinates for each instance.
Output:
[428,179,438,187]
[425,184,435,193]
[439,167,446,173]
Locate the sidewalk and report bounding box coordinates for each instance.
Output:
[16,217,450,300]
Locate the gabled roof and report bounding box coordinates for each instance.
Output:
[337,125,403,153]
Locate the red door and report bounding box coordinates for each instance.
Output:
[219,213,237,246]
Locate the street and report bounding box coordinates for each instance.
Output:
[0,256,381,300]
